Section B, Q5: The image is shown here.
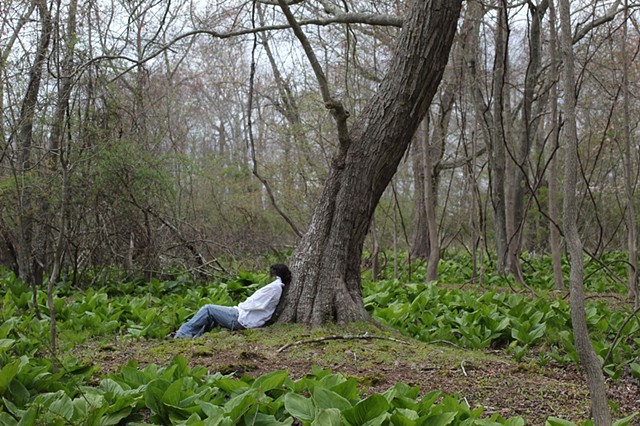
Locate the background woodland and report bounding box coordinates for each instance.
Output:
[0,0,638,296]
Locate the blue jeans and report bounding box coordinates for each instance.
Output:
[175,304,245,338]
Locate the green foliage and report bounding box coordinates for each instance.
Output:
[0,253,638,424]
[363,278,639,374]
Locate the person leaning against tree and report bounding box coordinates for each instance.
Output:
[174,264,291,338]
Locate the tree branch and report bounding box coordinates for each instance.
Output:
[276,0,351,150]
[437,145,488,172]
[276,333,413,352]
[572,0,622,43]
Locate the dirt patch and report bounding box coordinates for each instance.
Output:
[72,323,639,425]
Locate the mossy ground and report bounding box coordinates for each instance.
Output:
[72,322,639,425]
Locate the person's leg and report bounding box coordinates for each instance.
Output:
[175,304,244,338]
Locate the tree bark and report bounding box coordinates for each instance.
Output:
[507,1,549,283]
[547,0,565,291]
[274,0,462,326]
[14,0,52,315]
[490,1,509,274]
[558,0,612,423]
[410,128,430,260]
[621,1,638,306]
[47,0,78,371]
[423,116,440,282]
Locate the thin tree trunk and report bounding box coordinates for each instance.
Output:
[508,1,549,283]
[621,1,638,306]
[558,0,612,423]
[422,116,439,282]
[0,3,37,148]
[370,217,380,281]
[547,0,565,291]
[274,0,463,325]
[47,0,78,370]
[410,132,430,260]
[460,0,487,285]
[14,0,52,318]
[490,1,509,274]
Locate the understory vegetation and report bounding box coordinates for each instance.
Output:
[0,253,638,425]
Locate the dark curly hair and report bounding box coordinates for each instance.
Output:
[269,264,292,285]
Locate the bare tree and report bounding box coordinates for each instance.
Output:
[620,1,638,306]
[558,0,612,423]
[12,0,52,314]
[507,1,549,284]
[272,0,462,325]
[547,0,565,291]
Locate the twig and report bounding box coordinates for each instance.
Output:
[461,360,469,377]
[429,339,464,349]
[602,305,640,366]
[276,333,413,353]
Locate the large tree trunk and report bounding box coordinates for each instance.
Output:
[275,0,462,326]
[558,0,612,423]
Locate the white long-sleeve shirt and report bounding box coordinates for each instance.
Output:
[236,277,284,328]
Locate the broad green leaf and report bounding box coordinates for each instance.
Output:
[502,417,526,426]
[284,393,315,421]
[331,378,359,401]
[241,412,293,425]
[0,338,15,352]
[0,413,17,426]
[416,391,443,414]
[144,378,171,416]
[162,377,184,406]
[215,377,250,395]
[100,378,126,396]
[2,397,25,419]
[343,394,390,426]
[16,407,37,426]
[390,411,417,426]
[0,356,27,394]
[251,370,289,392]
[200,412,229,426]
[185,413,203,424]
[199,401,225,417]
[613,413,639,426]
[49,393,75,421]
[630,363,640,379]
[311,408,342,426]
[312,386,352,411]
[96,409,132,426]
[417,412,456,426]
[225,390,260,422]
[545,418,577,426]
[8,378,29,406]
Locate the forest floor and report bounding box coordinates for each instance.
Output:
[73,322,639,425]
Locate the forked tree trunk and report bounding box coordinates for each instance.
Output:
[274,0,462,326]
[507,1,548,283]
[558,0,612,423]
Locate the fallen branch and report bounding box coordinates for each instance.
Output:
[461,360,469,377]
[429,339,464,349]
[276,333,413,353]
